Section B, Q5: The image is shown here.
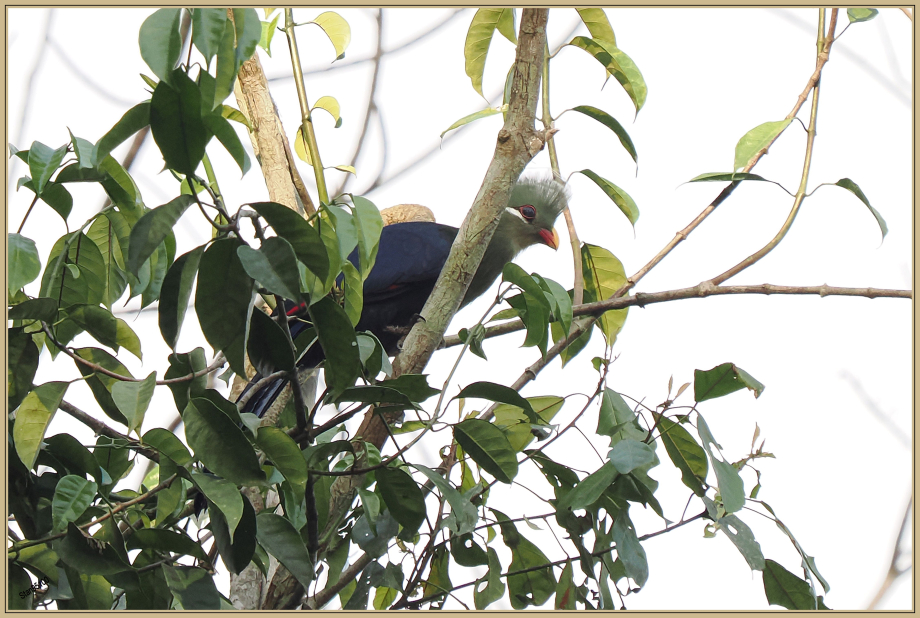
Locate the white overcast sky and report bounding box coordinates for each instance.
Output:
[7,7,913,610]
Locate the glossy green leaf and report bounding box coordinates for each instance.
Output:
[454,419,519,484]
[44,433,102,483]
[192,472,244,541]
[612,512,648,586]
[142,427,192,465]
[464,8,513,97]
[111,371,156,435]
[66,304,142,360]
[194,238,255,376]
[308,296,361,399]
[440,105,506,138]
[847,8,878,22]
[576,8,615,45]
[86,215,129,309]
[577,169,639,227]
[734,119,792,171]
[128,529,208,562]
[139,8,182,85]
[8,297,58,322]
[183,398,265,486]
[568,36,647,113]
[312,11,351,59]
[162,348,207,414]
[8,233,41,294]
[833,178,887,241]
[454,381,538,424]
[208,493,256,574]
[341,261,363,326]
[249,201,329,282]
[163,565,220,610]
[247,308,295,376]
[8,328,39,411]
[763,559,830,609]
[256,426,309,492]
[694,362,764,402]
[572,105,636,164]
[27,141,68,196]
[58,523,130,576]
[158,246,204,349]
[655,414,707,496]
[72,347,131,425]
[256,512,314,587]
[351,195,383,279]
[192,8,228,63]
[203,113,250,175]
[129,198,195,279]
[237,236,303,302]
[582,243,629,345]
[51,475,98,532]
[150,72,210,176]
[376,465,426,536]
[95,102,151,163]
[13,381,68,469]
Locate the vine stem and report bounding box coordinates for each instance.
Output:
[284,8,329,204]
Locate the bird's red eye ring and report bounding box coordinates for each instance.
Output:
[519,205,536,221]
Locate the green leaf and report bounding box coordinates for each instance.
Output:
[576,8,615,45]
[128,529,208,562]
[612,511,648,587]
[495,509,556,609]
[8,563,32,609]
[576,169,639,227]
[688,171,772,183]
[68,130,97,168]
[440,105,506,138]
[162,348,207,414]
[697,415,745,513]
[248,201,330,282]
[492,395,565,452]
[139,8,182,85]
[572,105,636,164]
[9,297,58,322]
[247,308,295,376]
[351,195,383,280]
[833,178,887,241]
[412,464,478,535]
[208,494,256,574]
[194,238,255,376]
[192,8,228,63]
[163,565,220,610]
[27,141,68,196]
[341,261,363,326]
[256,512,314,588]
[311,11,351,59]
[58,523,130,576]
[555,560,577,609]
[237,236,303,301]
[453,419,519,484]
[65,304,142,360]
[183,398,265,486]
[86,215,129,309]
[763,559,830,609]
[192,472,244,541]
[72,348,131,425]
[378,374,440,402]
[655,414,707,496]
[220,104,251,129]
[203,113,250,175]
[376,465,426,537]
[8,328,39,411]
[718,513,765,571]
[259,12,281,56]
[111,371,156,435]
[96,102,151,163]
[694,362,765,402]
[847,8,878,23]
[308,296,361,399]
[464,8,513,97]
[608,439,654,474]
[130,197,196,278]
[581,243,629,345]
[256,426,309,493]
[312,95,341,125]
[560,461,618,511]
[568,36,647,113]
[158,246,204,349]
[454,381,538,424]
[149,71,210,176]
[734,119,792,171]
[13,381,68,469]
[51,475,98,532]
[30,181,73,222]
[8,233,42,294]
[142,427,192,465]
[473,547,506,609]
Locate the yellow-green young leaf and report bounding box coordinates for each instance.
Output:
[847,8,878,23]
[464,8,514,97]
[373,586,398,610]
[312,95,342,127]
[493,396,565,451]
[14,381,69,469]
[111,371,157,435]
[577,169,639,227]
[496,8,516,43]
[312,11,351,59]
[567,36,647,114]
[259,12,280,56]
[294,126,313,166]
[581,243,629,345]
[263,8,277,19]
[441,105,506,138]
[734,119,793,171]
[576,8,616,45]
[330,165,356,176]
[341,261,363,327]
[220,104,251,130]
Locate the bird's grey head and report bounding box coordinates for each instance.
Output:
[501,176,569,253]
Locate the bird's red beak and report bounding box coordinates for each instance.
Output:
[538,227,560,250]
